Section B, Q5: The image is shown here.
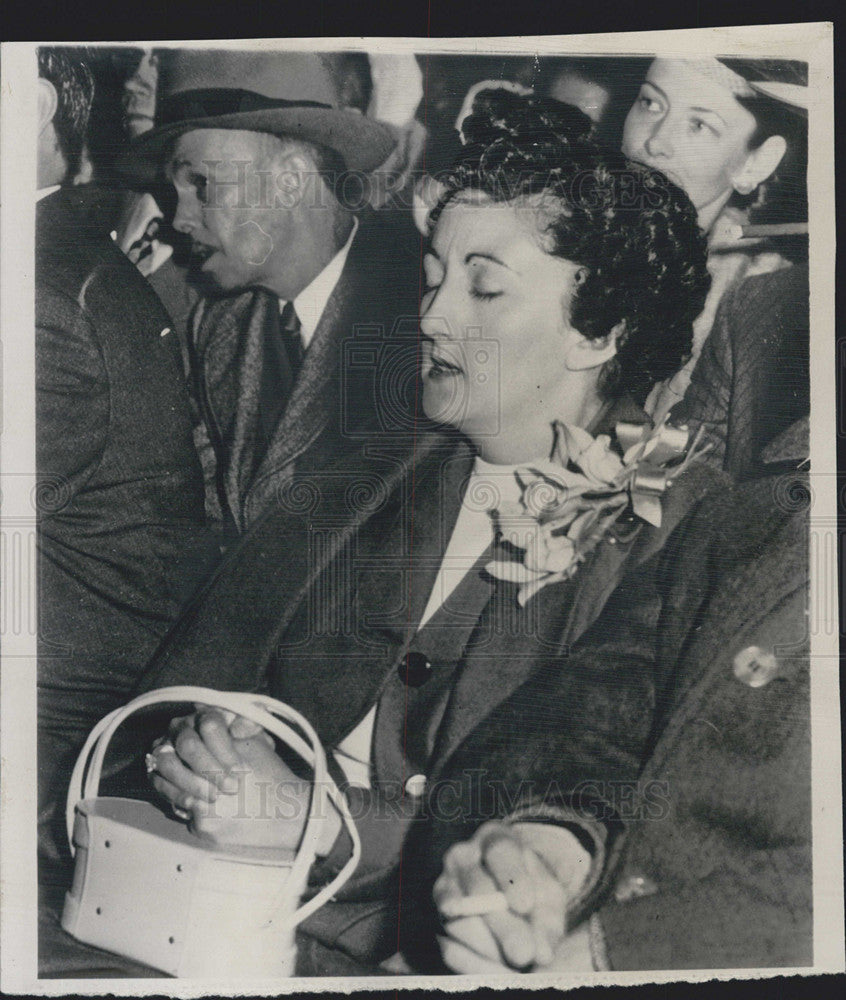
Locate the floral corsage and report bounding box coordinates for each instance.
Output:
[486,418,709,606]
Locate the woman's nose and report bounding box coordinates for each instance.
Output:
[644,117,674,159]
[419,284,456,341]
[419,301,451,341]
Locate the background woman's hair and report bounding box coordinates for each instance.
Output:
[431,89,711,403]
[720,58,808,232]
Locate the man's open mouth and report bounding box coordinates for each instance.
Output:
[191,242,217,263]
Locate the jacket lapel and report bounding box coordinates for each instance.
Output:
[351,436,475,644]
[244,238,367,524]
[196,289,278,528]
[429,402,715,772]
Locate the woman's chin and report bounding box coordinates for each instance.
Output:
[422,373,467,428]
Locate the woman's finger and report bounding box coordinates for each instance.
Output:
[151,739,228,802]
[150,772,196,812]
[523,846,567,967]
[440,915,502,964]
[194,709,244,773]
[454,842,535,970]
[437,933,510,975]
[479,826,535,916]
[228,714,273,744]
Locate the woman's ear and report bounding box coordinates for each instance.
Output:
[38,77,58,135]
[731,134,787,196]
[563,320,624,372]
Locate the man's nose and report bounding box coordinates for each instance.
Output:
[644,116,674,159]
[172,191,199,235]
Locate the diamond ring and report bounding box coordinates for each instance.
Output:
[145,742,177,774]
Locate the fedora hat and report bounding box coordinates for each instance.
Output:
[122,49,397,181]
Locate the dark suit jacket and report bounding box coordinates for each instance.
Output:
[593,436,811,969]
[36,187,216,873]
[673,263,809,480]
[189,215,422,535]
[133,399,727,968]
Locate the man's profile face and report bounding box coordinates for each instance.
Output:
[168,128,300,294]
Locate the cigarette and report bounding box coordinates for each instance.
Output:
[727,222,808,240]
[439,891,509,919]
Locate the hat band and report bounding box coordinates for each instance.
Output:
[158,88,332,127]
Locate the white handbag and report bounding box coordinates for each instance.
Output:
[61,686,361,979]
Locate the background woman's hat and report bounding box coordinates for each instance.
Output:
[122,49,398,181]
[718,57,809,114]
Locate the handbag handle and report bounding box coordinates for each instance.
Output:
[65,686,361,931]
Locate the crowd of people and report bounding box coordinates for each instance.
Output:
[35,45,811,978]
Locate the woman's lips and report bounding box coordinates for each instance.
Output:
[421,342,463,379]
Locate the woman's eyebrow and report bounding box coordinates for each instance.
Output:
[688,106,727,126]
[465,252,517,273]
[641,80,666,100]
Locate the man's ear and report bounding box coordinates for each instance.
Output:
[563,320,624,372]
[38,77,58,135]
[731,135,787,196]
[275,149,316,199]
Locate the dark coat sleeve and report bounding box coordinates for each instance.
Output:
[672,264,809,481]
[593,479,811,970]
[36,284,109,494]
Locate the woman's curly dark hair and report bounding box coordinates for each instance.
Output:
[430,88,711,403]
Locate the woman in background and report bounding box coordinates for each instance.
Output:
[621,57,807,422]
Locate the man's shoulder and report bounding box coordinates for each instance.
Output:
[723,260,809,329]
[36,189,169,319]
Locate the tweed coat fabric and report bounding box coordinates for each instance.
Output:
[593,442,811,969]
[187,215,422,536]
[672,263,809,481]
[130,400,727,968]
[36,187,216,875]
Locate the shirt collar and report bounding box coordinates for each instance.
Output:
[467,455,533,511]
[36,185,61,202]
[282,217,359,348]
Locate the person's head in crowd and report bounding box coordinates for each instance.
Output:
[420,89,710,463]
[325,52,373,114]
[37,47,95,188]
[546,58,613,124]
[123,49,160,139]
[125,49,396,299]
[622,57,807,234]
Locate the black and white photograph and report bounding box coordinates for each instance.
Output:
[0,22,841,993]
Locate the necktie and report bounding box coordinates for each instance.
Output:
[259,302,303,451]
[279,300,304,381]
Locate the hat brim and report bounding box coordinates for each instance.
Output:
[118,105,398,183]
[748,80,808,112]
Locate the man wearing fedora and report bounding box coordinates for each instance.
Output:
[127,49,422,537]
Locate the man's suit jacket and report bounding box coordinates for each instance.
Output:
[189,215,422,534]
[593,430,811,969]
[36,187,216,873]
[673,263,809,480]
[133,398,727,968]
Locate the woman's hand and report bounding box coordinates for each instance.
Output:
[148,707,339,853]
[434,820,593,972]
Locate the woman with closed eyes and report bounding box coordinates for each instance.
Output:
[135,91,719,976]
